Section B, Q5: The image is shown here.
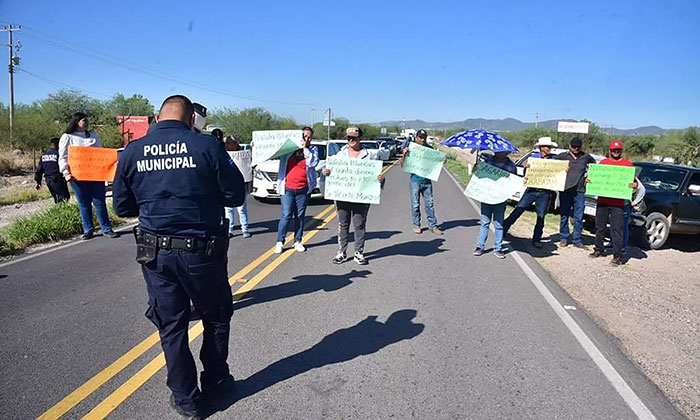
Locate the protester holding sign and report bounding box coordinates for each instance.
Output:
[224,135,253,238]
[554,136,597,248]
[322,127,385,265]
[58,112,117,240]
[503,137,557,248]
[473,152,517,259]
[588,140,637,266]
[274,127,319,254]
[400,129,445,235]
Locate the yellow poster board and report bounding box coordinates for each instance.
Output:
[523,158,568,191]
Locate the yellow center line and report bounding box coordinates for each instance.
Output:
[36,204,335,420]
[81,209,340,419]
[38,159,397,420]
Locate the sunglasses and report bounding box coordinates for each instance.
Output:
[347,137,359,141]
[610,149,622,152]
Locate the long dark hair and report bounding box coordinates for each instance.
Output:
[64,112,91,137]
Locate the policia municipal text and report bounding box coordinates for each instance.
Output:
[113,95,245,419]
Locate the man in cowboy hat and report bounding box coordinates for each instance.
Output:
[554,136,597,248]
[502,136,557,248]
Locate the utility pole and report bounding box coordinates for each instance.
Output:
[1,24,21,142]
[535,112,539,127]
[311,106,315,128]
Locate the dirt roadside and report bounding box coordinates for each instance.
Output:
[507,215,699,420]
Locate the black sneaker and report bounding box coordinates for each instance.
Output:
[610,255,623,266]
[353,252,368,265]
[589,249,603,258]
[493,250,506,259]
[169,394,203,420]
[472,247,483,256]
[202,374,236,403]
[81,232,94,240]
[332,252,346,264]
[103,230,118,238]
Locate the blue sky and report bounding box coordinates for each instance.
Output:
[1,0,699,129]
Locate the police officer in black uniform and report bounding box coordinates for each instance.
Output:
[34,137,70,203]
[113,95,245,419]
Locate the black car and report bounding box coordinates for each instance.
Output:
[634,162,700,249]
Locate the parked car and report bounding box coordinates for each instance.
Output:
[631,162,700,249]
[377,137,401,155]
[360,141,391,161]
[509,148,576,210]
[251,140,341,200]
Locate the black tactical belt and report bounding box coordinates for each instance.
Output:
[156,235,209,251]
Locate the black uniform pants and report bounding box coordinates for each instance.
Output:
[595,204,624,257]
[46,175,70,203]
[142,246,233,412]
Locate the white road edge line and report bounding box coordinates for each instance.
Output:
[443,168,656,420]
[0,222,139,269]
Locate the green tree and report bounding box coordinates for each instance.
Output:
[104,93,154,119]
[40,90,101,125]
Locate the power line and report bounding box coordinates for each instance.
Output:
[18,68,112,98]
[20,26,314,107]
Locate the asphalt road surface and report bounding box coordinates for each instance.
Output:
[0,159,684,419]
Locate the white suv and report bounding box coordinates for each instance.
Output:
[251,140,341,200]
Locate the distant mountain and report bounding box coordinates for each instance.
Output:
[376,118,669,136]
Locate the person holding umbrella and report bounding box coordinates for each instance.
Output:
[441,129,518,259]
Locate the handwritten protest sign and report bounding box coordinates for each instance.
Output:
[324,157,383,205]
[228,150,252,182]
[252,130,303,165]
[68,146,118,182]
[402,143,446,181]
[465,162,523,204]
[523,158,568,191]
[585,163,635,200]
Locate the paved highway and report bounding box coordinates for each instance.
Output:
[0,159,683,419]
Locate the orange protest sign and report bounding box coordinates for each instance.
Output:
[67,146,119,182]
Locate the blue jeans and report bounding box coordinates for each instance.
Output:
[559,188,585,244]
[410,181,437,229]
[477,202,506,251]
[225,195,249,234]
[277,187,309,243]
[503,189,550,243]
[70,180,112,234]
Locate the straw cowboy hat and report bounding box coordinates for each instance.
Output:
[533,136,558,148]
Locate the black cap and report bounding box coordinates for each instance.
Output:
[416,129,428,139]
[570,137,583,147]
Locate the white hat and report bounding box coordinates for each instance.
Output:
[533,136,558,148]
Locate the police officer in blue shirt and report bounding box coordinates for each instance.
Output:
[113,95,245,419]
[34,137,70,203]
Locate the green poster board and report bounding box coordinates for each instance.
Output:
[585,163,635,200]
[402,143,446,181]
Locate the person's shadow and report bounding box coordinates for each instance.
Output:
[365,239,446,260]
[206,309,424,416]
[233,270,371,311]
[439,219,479,231]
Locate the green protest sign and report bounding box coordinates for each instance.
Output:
[324,157,383,205]
[524,158,568,191]
[585,163,635,200]
[402,143,446,181]
[465,162,524,204]
[251,130,303,165]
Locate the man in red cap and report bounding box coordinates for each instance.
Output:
[589,140,637,266]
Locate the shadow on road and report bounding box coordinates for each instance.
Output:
[439,218,479,231]
[306,230,402,249]
[365,238,446,260]
[206,309,424,416]
[232,270,371,311]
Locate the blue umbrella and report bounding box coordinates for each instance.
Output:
[441,129,518,153]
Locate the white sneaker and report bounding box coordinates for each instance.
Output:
[274,242,283,254]
[293,242,306,252]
